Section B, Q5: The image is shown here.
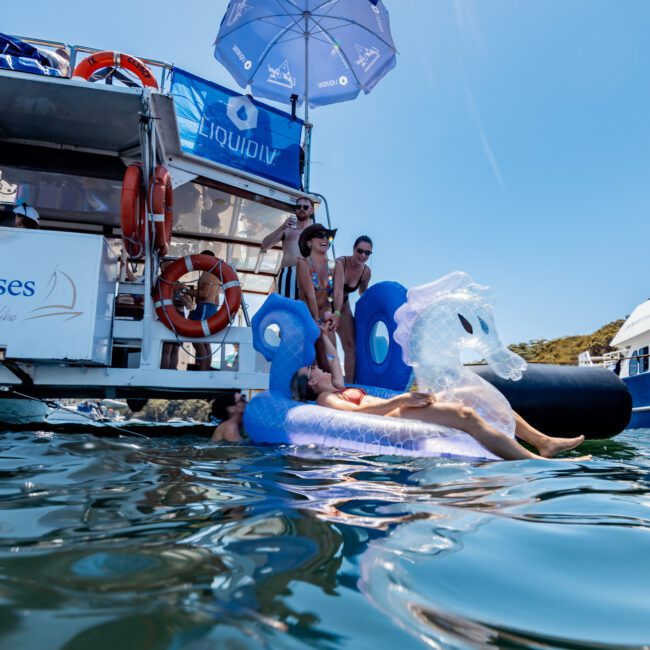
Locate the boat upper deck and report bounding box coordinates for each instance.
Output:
[0,37,319,397]
[0,48,317,296]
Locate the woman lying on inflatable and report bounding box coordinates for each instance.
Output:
[291,325,590,463]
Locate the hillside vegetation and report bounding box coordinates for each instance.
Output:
[508,319,624,365]
[129,399,212,422]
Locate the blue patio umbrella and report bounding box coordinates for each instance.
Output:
[214,0,397,118]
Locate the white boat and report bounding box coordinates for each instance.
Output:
[579,300,650,428]
[0,35,323,423]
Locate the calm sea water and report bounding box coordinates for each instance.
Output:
[0,428,649,649]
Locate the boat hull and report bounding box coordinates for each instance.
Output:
[623,374,650,429]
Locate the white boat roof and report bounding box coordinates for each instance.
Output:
[0,70,146,154]
[611,299,650,347]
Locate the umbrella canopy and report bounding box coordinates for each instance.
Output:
[214,0,397,113]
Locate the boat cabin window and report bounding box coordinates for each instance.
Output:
[639,346,649,374]
[0,165,121,228]
[1,168,293,296]
[173,183,289,242]
[629,351,639,376]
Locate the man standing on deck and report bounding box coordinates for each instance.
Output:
[261,198,314,299]
[187,249,221,371]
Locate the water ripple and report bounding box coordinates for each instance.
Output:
[0,429,649,647]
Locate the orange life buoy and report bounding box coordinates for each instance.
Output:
[72,51,159,89]
[120,164,146,260]
[153,255,242,338]
[150,165,173,257]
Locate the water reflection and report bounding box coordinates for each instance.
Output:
[0,430,649,648]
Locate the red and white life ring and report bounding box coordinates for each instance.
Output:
[72,51,159,89]
[150,165,173,257]
[153,255,242,338]
[120,164,174,258]
[120,164,145,260]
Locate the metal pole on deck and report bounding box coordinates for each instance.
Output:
[303,11,311,192]
[139,92,154,368]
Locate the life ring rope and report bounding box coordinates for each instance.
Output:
[154,259,238,352]
[153,254,242,344]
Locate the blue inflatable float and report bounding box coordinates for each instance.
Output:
[245,273,532,460]
[244,272,631,456]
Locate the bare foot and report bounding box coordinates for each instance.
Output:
[539,435,585,458]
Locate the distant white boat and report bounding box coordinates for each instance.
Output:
[579,299,650,428]
[45,401,109,425]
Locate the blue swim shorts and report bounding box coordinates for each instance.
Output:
[189,302,218,321]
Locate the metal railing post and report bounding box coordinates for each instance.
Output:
[139,92,155,368]
[311,192,334,259]
[303,122,313,192]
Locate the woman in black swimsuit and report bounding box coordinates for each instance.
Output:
[332,235,373,382]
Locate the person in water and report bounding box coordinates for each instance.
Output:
[290,331,590,462]
[211,392,247,442]
[332,235,373,382]
[296,223,338,370]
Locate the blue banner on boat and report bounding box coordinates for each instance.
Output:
[171,68,303,189]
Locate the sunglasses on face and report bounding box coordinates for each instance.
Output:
[356,248,372,256]
[296,204,311,211]
[313,232,333,240]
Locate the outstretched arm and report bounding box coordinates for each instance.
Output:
[331,259,345,331]
[318,326,344,388]
[261,218,292,252]
[332,258,345,313]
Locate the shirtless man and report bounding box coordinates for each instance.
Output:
[260,197,314,299]
[211,392,247,442]
[187,249,221,371]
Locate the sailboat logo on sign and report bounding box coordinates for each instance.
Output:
[267,61,295,89]
[226,0,254,27]
[355,45,380,72]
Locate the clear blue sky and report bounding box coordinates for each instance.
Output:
[5,1,650,345]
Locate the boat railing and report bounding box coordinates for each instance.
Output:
[578,349,627,370]
[10,34,317,192]
[15,35,175,91]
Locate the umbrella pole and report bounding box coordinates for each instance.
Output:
[303,11,311,191]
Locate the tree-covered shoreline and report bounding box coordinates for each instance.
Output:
[508,320,624,366]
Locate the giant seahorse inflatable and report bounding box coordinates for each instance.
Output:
[244,274,527,459]
[394,271,527,437]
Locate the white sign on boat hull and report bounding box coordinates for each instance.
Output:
[0,227,117,364]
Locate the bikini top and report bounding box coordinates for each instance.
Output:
[308,258,334,298]
[334,387,367,406]
[342,257,369,298]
